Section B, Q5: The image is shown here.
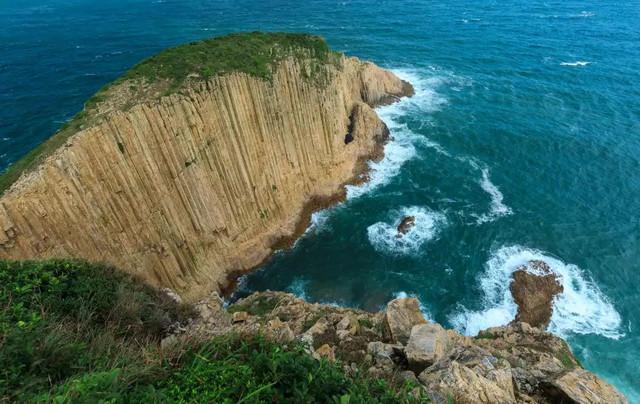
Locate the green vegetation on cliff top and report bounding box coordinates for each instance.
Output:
[0,260,427,402]
[0,32,338,196]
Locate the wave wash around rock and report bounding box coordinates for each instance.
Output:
[0,33,413,302]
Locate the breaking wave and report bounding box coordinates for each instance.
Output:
[367,206,447,255]
[450,245,624,339]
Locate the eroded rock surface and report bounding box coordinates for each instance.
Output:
[396,216,416,237]
[169,291,626,403]
[510,260,563,329]
[384,297,427,344]
[0,55,411,303]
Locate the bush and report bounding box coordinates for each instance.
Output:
[0,259,190,400]
[1,260,428,402]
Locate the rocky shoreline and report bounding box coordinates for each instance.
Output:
[163,262,626,403]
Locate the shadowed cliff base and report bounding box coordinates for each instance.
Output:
[0,33,413,302]
[220,109,393,296]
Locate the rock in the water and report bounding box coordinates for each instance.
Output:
[384,298,427,344]
[510,260,563,329]
[396,216,416,237]
[406,323,449,373]
[551,369,627,404]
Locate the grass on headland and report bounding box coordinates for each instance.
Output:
[0,32,340,196]
[1,260,429,402]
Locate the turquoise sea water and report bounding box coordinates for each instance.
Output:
[1,0,639,399]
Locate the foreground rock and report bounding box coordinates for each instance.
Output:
[170,291,626,403]
[510,260,563,329]
[384,297,427,344]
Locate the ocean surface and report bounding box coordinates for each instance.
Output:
[1,0,639,399]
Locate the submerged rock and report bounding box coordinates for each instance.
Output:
[510,260,563,329]
[396,215,416,237]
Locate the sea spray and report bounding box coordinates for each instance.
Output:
[451,245,623,339]
[367,206,447,255]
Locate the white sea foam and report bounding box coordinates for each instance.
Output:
[575,11,595,18]
[474,168,513,224]
[367,206,447,255]
[286,278,310,300]
[302,209,333,236]
[560,61,591,67]
[346,68,451,199]
[450,245,624,339]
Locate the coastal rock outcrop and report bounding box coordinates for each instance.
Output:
[396,215,416,236]
[171,291,627,403]
[0,35,412,302]
[510,260,563,329]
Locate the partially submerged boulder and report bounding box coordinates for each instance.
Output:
[384,297,427,344]
[396,216,416,237]
[510,260,563,329]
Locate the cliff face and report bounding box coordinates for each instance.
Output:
[0,55,410,301]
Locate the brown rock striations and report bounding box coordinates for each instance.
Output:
[0,54,411,302]
[510,260,564,329]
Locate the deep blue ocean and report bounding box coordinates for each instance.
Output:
[1,0,639,399]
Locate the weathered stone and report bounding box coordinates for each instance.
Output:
[314,344,336,362]
[551,369,627,404]
[303,317,337,349]
[232,311,249,323]
[336,315,359,340]
[420,361,516,404]
[406,323,449,373]
[384,297,427,344]
[396,216,416,237]
[510,260,563,329]
[367,341,404,368]
[161,288,183,304]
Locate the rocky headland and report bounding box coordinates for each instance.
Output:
[0,33,412,302]
[0,33,626,402]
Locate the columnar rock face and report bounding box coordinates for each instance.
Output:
[0,55,411,301]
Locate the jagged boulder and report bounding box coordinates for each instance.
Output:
[384,297,427,344]
[406,323,449,373]
[420,361,516,404]
[510,260,563,329]
[550,369,628,404]
[396,216,416,237]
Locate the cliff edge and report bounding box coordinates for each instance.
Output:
[0,33,413,301]
[177,290,627,403]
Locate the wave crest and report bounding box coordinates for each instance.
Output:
[367,206,447,255]
[450,245,623,340]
